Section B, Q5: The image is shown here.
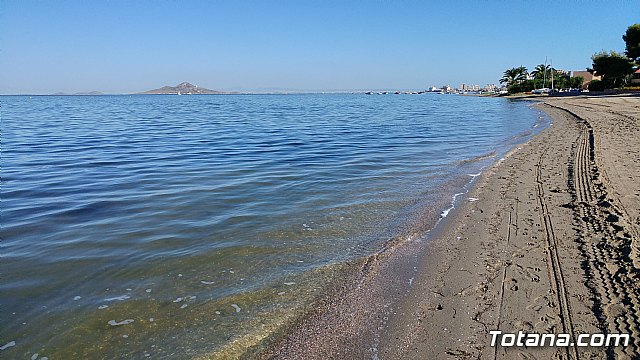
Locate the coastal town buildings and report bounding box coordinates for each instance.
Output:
[484,84,498,92]
[423,84,502,94]
[458,84,481,92]
[571,70,602,90]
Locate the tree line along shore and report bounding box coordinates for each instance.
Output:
[500,24,640,95]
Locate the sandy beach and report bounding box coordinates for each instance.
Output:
[259,95,640,359]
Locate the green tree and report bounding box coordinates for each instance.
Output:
[589,79,604,91]
[554,76,567,90]
[531,64,551,81]
[531,64,550,88]
[570,76,584,89]
[590,51,634,89]
[515,66,529,82]
[623,24,640,63]
[507,79,535,94]
[500,68,519,86]
[552,71,571,90]
[500,66,528,87]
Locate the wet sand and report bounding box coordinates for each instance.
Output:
[258,95,640,359]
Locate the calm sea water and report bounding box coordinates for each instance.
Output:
[1,94,547,358]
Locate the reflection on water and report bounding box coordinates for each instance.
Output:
[1,94,547,358]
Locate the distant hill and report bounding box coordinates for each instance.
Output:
[138,82,233,95]
[75,91,104,95]
[52,91,104,95]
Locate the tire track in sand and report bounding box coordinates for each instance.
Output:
[547,103,640,359]
[535,147,580,360]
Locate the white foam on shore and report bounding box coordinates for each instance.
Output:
[103,295,130,302]
[441,192,464,218]
[0,341,16,350]
[108,319,134,326]
[231,304,241,313]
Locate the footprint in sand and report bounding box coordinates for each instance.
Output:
[509,278,519,291]
[513,320,534,332]
[605,302,627,318]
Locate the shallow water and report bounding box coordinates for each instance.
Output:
[1,93,548,358]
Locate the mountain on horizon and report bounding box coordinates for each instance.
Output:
[138,82,232,95]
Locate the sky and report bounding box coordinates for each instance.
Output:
[0,1,637,94]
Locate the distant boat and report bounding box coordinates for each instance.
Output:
[177,91,182,95]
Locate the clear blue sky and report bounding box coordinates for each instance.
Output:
[0,1,637,94]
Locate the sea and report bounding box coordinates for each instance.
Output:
[1,93,549,358]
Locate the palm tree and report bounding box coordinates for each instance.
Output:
[531,64,550,79]
[531,64,554,88]
[500,66,528,86]
[515,66,528,82]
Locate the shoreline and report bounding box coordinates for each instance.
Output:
[253,106,546,359]
[1,92,547,360]
[252,101,549,360]
[257,94,640,359]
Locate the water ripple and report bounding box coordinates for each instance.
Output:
[0,94,547,358]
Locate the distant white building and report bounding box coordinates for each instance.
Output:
[484,84,498,92]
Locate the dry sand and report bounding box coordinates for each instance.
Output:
[258,95,640,360]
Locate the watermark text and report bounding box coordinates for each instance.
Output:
[489,330,629,347]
